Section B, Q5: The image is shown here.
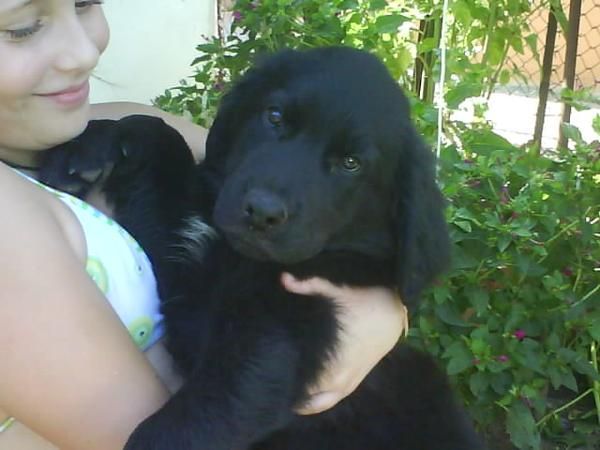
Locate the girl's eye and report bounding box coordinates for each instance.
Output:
[75,0,105,12]
[2,19,43,42]
[341,155,362,173]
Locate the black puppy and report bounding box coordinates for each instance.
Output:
[42,47,483,450]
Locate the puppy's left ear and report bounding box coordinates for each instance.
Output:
[393,130,450,310]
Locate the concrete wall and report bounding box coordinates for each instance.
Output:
[90,0,216,104]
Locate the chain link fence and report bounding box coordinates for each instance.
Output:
[491,0,600,149]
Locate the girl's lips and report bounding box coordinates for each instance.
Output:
[37,81,90,107]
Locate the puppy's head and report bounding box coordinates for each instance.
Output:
[205,47,449,303]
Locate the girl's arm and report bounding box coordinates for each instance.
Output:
[0,165,169,450]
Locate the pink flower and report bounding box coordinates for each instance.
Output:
[472,358,481,365]
[496,355,509,363]
[513,329,526,341]
[232,11,244,22]
[561,266,574,277]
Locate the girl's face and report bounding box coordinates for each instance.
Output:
[0,0,109,167]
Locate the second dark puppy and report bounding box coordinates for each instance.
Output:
[42,47,483,450]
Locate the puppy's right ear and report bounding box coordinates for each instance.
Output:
[393,130,451,311]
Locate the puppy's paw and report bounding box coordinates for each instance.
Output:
[39,119,122,198]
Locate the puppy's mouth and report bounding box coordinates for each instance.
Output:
[221,228,326,264]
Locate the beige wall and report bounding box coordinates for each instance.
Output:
[90,0,216,104]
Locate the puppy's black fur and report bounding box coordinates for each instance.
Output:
[42,47,483,450]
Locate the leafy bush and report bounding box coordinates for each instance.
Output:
[413,126,600,449]
[156,1,600,448]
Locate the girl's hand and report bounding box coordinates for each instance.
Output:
[281,273,409,415]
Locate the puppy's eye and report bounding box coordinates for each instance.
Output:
[341,155,362,173]
[266,107,284,127]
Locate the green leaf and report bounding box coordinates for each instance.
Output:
[454,220,472,232]
[195,42,221,53]
[549,0,570,35]
[469,371,489,396]
[452,0,472,26]
[470,338,489,355]
[560,123,584,144]
[524,34,540,62]
[374,14,409,34]
[462,128,516,156]
[469,288,490,315]
[507,401,542,449]
[511,36,524,55]
[447,355,474,375]
[561,369,578,392]
[444,341,474,375]
[418,37,439,54]
[418,316,433,335]
[486,37,506,66]
[433,285,451,304]
[497,234,512,252]
[191,54,212,65]
[572,358,600,380]
[450,247,480,270]
[499,69,511,85]
[445,82,482,109]
[490,372,512,395]
[339,0,359,9]
[589,320,600,340]
[368,0,387,10]
[592,114,600,136]
[436,304,471,327]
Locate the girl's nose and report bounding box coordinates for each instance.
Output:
[53,14,103,74]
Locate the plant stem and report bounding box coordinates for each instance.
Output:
[591,341,600,425]
[536,388,593,427]
[571,284,600,308]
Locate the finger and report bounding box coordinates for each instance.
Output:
[294,391,342,415]
[281,273,344,298]
[399,303,410,337]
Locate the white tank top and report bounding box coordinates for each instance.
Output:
[22,172,165,351]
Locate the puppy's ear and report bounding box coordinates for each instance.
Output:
[394,130,450,310]
[203,90,239,179]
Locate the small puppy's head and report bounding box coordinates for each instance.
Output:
[205,47,449,302]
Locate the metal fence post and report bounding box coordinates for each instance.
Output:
[533,7,558,152]
[557,0,583,149]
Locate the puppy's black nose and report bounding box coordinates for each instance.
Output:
[243,189,288,231]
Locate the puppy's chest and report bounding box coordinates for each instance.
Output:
[210,254,337,325]
[198,246,393,324]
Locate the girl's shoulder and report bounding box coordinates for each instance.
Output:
[0,162,87,263]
